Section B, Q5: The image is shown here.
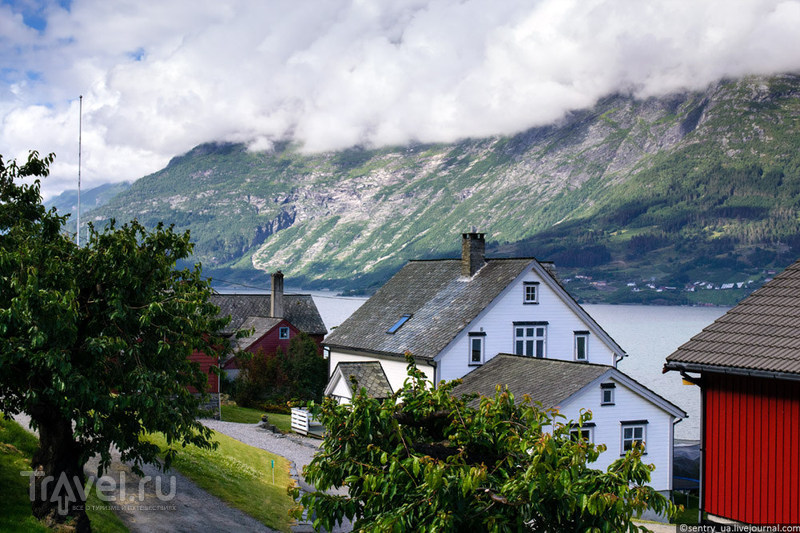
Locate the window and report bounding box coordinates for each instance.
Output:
[279,327,290,339]
[574,331,589,361]
[621,421,648,454]
[523,282,539,304]
[601,383,615,405]
[468,333,486,365]
[387,314,412,334]
[569,424,594,442]
[514,322,547,358]
[323,347,330,360]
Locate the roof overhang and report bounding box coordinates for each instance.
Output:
[324,344,436,364]
[556,365,687,420]
[664,361,800,383]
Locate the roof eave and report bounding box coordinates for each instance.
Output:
[664,361,800,383]
[530,261,628,359]
[324,344,436,364]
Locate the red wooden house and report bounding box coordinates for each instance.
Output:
[190,271,327,399]
[665,258,800,525]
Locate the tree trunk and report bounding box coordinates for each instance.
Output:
[29,408,91,533]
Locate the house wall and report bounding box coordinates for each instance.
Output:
[188,351,220,394]
[328,349,435,393]
[436,268,618,383]
[560,377,676,492]
[223,319,298,370]
[703,373,800,525]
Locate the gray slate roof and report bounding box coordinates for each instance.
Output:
[453,354,612,407]
[666,258,800,377]
[211,293,327,336]
[330,361,393,399]
[324,258,536,361]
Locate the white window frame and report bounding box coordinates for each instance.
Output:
[514,322,547,358]
[620,421,647,454]
[574,331,589,361]
[468,333,486,366]
[523,282,539,304]
[601,383,615,405]
[279,327,290,339]
[569,424,594,443]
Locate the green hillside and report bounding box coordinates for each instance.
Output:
[86,74,800,304]
[45,181,132,231]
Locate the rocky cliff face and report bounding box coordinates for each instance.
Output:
[89,74,800,294]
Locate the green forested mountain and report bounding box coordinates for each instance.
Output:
[45,181,131,229]
[87,74,800,304]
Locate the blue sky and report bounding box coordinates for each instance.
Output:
[2,0,800,198]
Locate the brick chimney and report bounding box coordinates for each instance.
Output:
[271,270,284,318]
[461,232,486,277]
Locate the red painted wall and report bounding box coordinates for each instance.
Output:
[188,351,219,393]
[222,321,324,369]
[704,373,800,524]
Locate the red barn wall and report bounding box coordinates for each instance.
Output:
[704,373,800,524]
[188,351,219,393]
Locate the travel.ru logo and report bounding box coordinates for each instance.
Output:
[21,469,177,515]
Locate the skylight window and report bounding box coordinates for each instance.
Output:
[387,314,412,334]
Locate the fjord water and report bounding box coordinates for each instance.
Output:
[583,304,728,441]
[309,291,726,441]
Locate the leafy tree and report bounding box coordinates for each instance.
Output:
[234,331,327,408]
[281,332,328,402]
[295,359,678,532]
[0,152,230,531]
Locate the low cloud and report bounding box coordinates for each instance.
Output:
[2,0,800,197]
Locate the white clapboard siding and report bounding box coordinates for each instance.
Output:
[559,379,676,492]
[435,268,617,384]
[328,349,435,395]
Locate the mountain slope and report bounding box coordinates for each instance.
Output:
[45,181,131,227]
[88,74,800,302]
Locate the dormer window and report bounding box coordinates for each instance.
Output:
[387,314,412,334]
[523,282,539,304]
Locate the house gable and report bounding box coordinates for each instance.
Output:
[435,263,625,383]
[324,361,393,404]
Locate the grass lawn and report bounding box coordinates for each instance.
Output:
[142,429,296,532]
[0,414,129,533]
[221,405,292,433]
[671,492,700,524]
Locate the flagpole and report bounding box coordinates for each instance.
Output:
[77,95,82,246]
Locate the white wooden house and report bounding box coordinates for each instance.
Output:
[454,354,685,492]
[323,232,686,493]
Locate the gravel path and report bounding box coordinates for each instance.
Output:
[200,419,352,533]
[12,413,278,533]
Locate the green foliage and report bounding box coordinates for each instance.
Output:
[234,332,327,409]
[295,361,678,532]
[0,151,232,529]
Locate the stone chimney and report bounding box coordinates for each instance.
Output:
[461,232,486,277]
[540,261,557,279]
[271,270,284,318]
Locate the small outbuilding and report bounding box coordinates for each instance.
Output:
[665,258,800,525]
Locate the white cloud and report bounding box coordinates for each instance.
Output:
[2,0,800,198]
